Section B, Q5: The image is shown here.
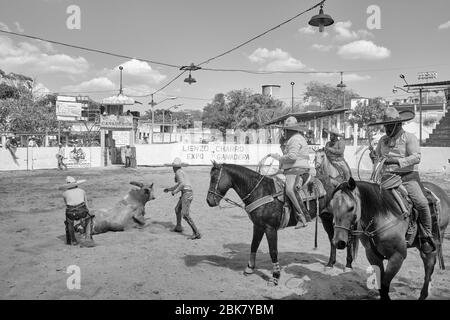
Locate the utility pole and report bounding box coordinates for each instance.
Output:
[290,82,295,113]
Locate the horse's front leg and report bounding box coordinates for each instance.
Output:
[419,250,437,300]
[320,212,337,268]
[265,227,280,286]
[345,241,354,271]
[381,251,405,300]
[244,224,265,275]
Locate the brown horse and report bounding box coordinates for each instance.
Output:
[206,161,335,285]
[330,177,450,299]
[314,149,356,269]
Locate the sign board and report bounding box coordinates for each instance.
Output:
[112,131,130,146]
[56,101,83,121]
[418,72,437,81]
[99,115,133,129]
[63,147,91,168]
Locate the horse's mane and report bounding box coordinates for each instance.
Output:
[221,163,272,192]
[333,180,402,221]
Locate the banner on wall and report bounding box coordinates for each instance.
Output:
[64,147,91,168]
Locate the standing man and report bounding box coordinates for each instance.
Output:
[125,145,132,168]
[369,107,435,254]
[57,143,68,170]
[268,116,311,228]
[324,126,352,181]
[164,157,201,240]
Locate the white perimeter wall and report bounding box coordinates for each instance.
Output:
[0,147,102,171]
[1,144,449,172]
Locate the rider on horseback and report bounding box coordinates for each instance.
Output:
[268,116,311,228]
[369,107,436,254]
[324,126,352,181]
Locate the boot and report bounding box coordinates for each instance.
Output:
[295,212,308,229]
[65,219,78,245]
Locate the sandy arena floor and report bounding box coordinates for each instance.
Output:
[0,166,449,300]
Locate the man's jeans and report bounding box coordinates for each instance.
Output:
[402,179,432,238]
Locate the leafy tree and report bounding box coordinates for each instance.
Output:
[0,83,20,100]
[303,81,359,110]
[348,98,387,128]
[202,89,285,132]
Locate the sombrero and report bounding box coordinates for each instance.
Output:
[324,125,344,137]
[368,107,415,126]
[59,176,86,190]
[275,116,306,132]
[164,157,188,167]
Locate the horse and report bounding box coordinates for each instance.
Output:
[314,149,356,269]
[329,177,450,299]
[206,161,332,285]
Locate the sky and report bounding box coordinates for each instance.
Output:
[0,0,449,113]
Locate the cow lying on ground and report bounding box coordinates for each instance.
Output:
[90,181,155,234]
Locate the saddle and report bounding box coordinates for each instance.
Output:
[380,174,440,247]
[272,173,327,229]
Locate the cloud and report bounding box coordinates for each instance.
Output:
[63,59,167,96]
[299,25,316,35]
[61,77,116,92]
[337,40,390,60]
[438,21,450,30]
[248,48,305,71]
[311,44,333,52]
[104,59,166,85]
[0,22,11,32]
[298,25,329,37]
[0,35,89,75]
[334,21,373,41]
[14,22,24,33]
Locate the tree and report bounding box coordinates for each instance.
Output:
[303,81,359,110]
[202,89,285,133]
[348,98,387,128]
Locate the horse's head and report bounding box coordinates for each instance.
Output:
[314,148,326,171]
[206,161,232,207]
[329,177,360,250]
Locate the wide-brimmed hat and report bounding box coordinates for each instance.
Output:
[324,125,344,137]
[59,176,86,190]
[275,116,306,132]
[368,107,415,126]
[164,157,188,167]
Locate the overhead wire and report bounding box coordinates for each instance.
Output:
[0,29,181,69]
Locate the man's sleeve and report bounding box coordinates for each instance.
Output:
[398,133,421,168]
[279,138,300,164]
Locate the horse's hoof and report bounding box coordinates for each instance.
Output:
[244,265,255,275]
[324,265,334,271]
[344,267,353,273]
[80,240,96,248]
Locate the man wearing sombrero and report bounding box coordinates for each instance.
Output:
[369,106,435,254]
[164,157,201,240]
[268,116,311,228]
[60,176,95,247]
[324,125,351,181]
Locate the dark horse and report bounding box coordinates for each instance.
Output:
[330,177,450,299]
[206,161,334,285]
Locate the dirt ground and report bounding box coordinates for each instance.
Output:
[1,166,450,300]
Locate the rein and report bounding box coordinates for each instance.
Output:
[207,166,264,210]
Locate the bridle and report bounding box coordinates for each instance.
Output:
[207,165,265,209]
